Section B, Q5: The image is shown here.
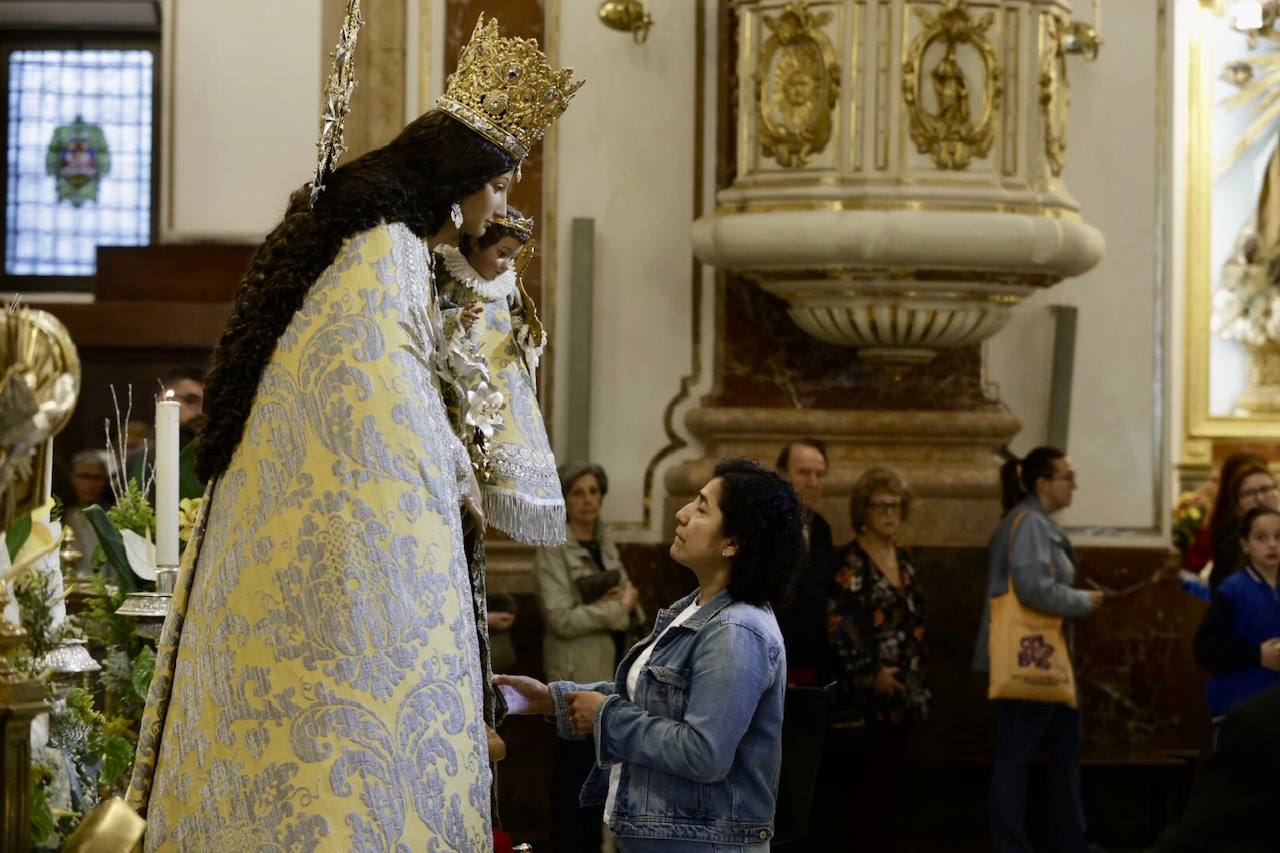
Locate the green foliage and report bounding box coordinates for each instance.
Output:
[29,766,56,847]
[106,478,155,537]
[130,644,155,700]
[83,506,137,594]
[14,566,63,667]
[5,511,32,561]
[17,487,160,848]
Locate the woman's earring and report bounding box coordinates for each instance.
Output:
[450,203,464,229]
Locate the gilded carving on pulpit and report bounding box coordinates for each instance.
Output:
[902,0,1002,170]
[755,1,840,169]
[1039,14,1069,177]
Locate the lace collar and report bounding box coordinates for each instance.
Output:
[438,244,516,302]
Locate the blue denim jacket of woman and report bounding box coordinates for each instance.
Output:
[547,586,786,846]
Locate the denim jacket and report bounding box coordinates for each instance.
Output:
[548,588,786,845]
[972,496,1094,672]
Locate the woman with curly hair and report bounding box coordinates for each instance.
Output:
[124,17,581,850]
[496,459,804,851]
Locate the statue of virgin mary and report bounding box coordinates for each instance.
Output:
[122,15,582,850]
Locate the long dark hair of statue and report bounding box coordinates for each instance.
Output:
[197,111,517,481]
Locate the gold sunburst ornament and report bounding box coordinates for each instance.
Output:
[0,302,80,531]
[438,15,585,161]
[310,0,364,208]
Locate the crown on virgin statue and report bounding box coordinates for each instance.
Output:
[437,15,585,161]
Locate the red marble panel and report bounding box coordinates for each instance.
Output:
[709,276,994,410]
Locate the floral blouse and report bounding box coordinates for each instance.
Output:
[826,539,931,726]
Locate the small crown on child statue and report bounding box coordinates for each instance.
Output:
[493,211,535,241]
[437,15,585,161]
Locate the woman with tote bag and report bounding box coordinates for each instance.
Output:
[972,446,1105,853]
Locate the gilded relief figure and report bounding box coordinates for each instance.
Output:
[755,1,840,169]
[931,44,971,126]
[903,0,1002,170]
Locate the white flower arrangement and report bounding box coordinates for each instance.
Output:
[1213,230,1280,347]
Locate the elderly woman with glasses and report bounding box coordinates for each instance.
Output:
[819,465,929,851]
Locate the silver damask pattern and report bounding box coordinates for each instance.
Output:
[130,223,493,852]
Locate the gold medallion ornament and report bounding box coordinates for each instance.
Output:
[438,15,585,161]
[755,1,840,169]
[1039,13,1069,177]
[0,304,80,531]
[902,0,1003,170]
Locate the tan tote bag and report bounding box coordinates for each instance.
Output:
[987,512,1078,708]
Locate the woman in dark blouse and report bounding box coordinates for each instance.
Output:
[824,466,929,852]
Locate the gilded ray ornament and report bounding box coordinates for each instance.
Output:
[310,0,364,208]
[902,0,1002,170]
[1040,13,1070,177]
[755,1,840,169]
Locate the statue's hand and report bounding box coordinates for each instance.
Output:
[461,468,485,533]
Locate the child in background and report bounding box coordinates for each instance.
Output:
[1194,504,1280,725]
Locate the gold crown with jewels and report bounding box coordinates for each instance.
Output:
[438,15,585,160]
[492,210,534,241]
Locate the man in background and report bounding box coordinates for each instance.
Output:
[776,438,837,686]
[130,366,207,499]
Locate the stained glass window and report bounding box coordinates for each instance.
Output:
[5,49,154,277]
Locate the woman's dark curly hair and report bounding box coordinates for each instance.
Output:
[196,111,517,481]
[713,458,805,609]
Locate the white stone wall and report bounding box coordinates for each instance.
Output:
[985,0,1168,542]
[161,0,322,241]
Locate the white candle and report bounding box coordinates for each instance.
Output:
[155,400,180,567]
[41,437,53,503]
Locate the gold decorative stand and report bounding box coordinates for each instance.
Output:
[1235,341,1280,415]
[0,586,46,853]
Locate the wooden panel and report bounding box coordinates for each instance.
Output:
[95,244,253,302]
[31,301,232,349]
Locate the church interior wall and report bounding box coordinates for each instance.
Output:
[161,0,322,241]
[550,0,705,535]
[985,0,1168,542]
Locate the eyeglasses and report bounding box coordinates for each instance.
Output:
[868,500,903,513]
[1239,483,1279,501]
[1051,472,1077,484]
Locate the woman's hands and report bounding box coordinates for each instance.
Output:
[565,690,606,735]
[492,676,606,734]
[1261,638,1280,672]
[600,582,639,612]
[487,611,515,632]
[492,674,553,716]
[872,666,906,695]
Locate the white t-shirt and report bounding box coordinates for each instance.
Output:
[603,598,702,823]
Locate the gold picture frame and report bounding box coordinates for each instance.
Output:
[1183,2,1280,465]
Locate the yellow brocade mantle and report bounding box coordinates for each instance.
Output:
[126,223,492,851]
